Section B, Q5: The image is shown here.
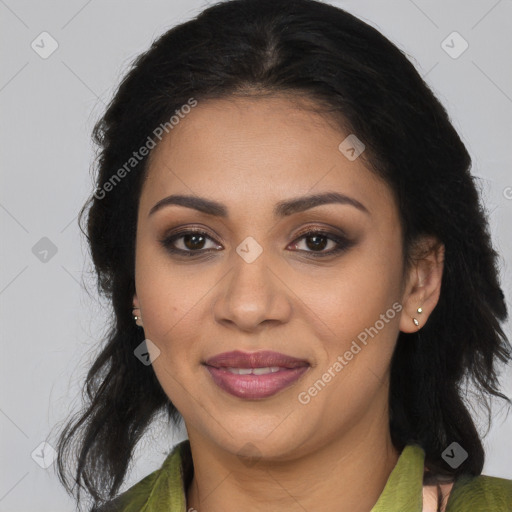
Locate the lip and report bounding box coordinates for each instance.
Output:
[204,350,310,399]
[205,350,309,369]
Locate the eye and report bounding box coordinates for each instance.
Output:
[159,227,353,258]
[288,229,353,257]
[160,229,222,256]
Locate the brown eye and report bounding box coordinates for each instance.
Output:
[182,233,207,250]
[288,230,354,257]
[303,234,330,251]
[159,228,353,259]
[160,229,222,256]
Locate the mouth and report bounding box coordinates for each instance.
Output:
[203,350,310,399]
[204,350,310,369]
[223,366,282,375]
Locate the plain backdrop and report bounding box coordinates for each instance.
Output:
[1,0,511,510]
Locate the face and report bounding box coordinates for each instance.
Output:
[132,95,418,461]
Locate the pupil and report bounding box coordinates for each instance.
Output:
[306,235,327,251]
[184,234,205,250]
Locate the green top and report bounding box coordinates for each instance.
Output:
[97,440,512,511]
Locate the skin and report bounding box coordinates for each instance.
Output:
[132,95,445,512]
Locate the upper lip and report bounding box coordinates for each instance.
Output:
[204,350,309,369]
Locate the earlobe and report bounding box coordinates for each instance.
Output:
[132,293,144,327]
[412,306,423,327]
[399,237,444,334]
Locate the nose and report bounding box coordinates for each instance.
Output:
[212,249,293,333]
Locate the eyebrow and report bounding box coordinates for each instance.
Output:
[148,191,370,218]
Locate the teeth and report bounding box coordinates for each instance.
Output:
[226,367,281,375]
[236,368,253,375]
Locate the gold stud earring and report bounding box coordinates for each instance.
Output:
[412,306,422,327]
[132,307,143,327]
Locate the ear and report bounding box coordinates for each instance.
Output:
[132,292,143,327]
[399,235,445,333]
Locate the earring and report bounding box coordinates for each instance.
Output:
[132,307,143,327]
[412,306,422,327]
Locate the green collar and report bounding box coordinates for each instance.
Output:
[107,439,512,511]
[160,440,426,512]
[370,444,425,511]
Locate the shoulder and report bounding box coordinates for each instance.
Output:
[90,467,164,512]
[446,473,512,511]
[90,440,190,512]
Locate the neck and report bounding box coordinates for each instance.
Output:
[185,409,400,512]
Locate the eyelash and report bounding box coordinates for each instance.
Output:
[159,227,353,258]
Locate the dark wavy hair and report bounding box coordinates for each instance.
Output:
[54,0,512,510]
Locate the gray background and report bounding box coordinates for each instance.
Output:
[1,0,511,510]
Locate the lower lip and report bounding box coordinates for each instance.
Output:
[205,366,309,399]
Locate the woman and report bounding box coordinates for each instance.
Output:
[55,0,512,510]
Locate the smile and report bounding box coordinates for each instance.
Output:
[226,366,281,375]
[205,365,309,399]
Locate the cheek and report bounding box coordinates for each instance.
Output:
[136,262,204,409]
[297,284,401,422]
[135,242,209,341]
[308,240,402,326]
[302,237,403,375]
[133,275,199,404]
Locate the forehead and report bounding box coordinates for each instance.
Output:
[140,95,395,221]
